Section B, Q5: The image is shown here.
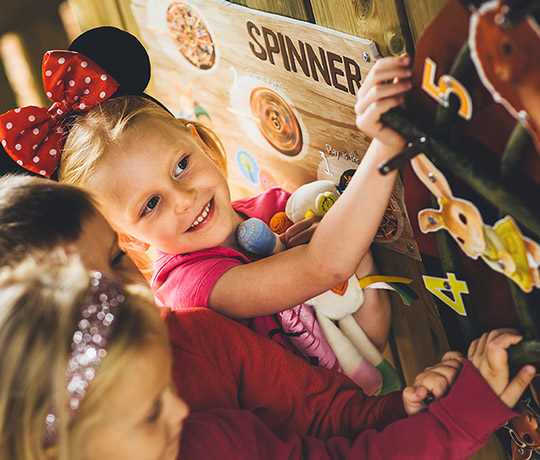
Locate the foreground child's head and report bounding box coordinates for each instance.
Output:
[59,96,238,255]
[0,255,188,460]
[0,174,145,284]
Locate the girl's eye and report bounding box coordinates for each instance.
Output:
[146,399,162,424]
[142,196,160,216]
[111,250,126,268]
[174,157,188,176]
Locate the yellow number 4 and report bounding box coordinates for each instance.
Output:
[422,273,469,316]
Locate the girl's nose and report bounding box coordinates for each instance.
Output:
[173,188,196,215]
[165,385,189,426]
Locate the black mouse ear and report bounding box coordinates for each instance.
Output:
[68,26,150,96]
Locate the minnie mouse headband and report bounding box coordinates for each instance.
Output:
[0,51,119,177]
[0,26,170,178]
[43,271,125,447]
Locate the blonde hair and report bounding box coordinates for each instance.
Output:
[58,95,227,189]
[0,252,167,460]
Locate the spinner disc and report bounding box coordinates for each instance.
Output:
[250,87,303,157]
[166,2,216,70]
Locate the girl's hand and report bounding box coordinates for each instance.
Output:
[402,351,463,416]
[468,328,536,408]
[354,55,412,149]
[280,216,321,248]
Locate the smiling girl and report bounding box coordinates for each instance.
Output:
[49,55,412,386]
[0,39,406,387]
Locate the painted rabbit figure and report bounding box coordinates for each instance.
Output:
[411,153,540,292]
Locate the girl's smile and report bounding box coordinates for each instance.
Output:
[188,198,214,230]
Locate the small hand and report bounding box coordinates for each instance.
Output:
[402,351,463,416]
[354,54,412,149]
[279,216,321,249]
[468,328,536,408]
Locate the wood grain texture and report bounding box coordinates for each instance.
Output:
[403,0,448,45]
[309,0,412,57]
[0,61,17,113]
[15,13,69,106]
[228,0,312,22]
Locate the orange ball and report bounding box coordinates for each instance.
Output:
[270,212,293,234]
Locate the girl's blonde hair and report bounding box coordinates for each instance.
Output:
[58,95,227,189]
[0,252,167,460]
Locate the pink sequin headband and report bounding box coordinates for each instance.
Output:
[43,271,125,447]
[0,50,118,178]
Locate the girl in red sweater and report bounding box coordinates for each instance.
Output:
[0,252,533,460]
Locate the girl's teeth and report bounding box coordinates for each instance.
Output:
[191,201,211,228]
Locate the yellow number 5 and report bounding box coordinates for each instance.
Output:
[422,57,473,121]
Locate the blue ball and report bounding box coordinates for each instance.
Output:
[237,218,277,256]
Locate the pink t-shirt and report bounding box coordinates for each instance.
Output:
[151,188,297,352]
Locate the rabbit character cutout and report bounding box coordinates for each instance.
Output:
[411,153,540,292]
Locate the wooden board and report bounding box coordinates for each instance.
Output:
[310,0,412,57]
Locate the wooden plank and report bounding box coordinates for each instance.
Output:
[0,0,63,35]
[0,60,17,113]
[373,245,450,383]
[15,13,70,106]
[471,434,510,460]
[309,0,412,57]
[402,0,448,45]
[67,0,109,32]
[116,0,143,37]
[228,0,312,22]
[67,0,124,31]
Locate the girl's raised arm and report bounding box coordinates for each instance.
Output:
[209,56,412,319]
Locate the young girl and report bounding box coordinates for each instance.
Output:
[0,41,405,387]
[53,54,409,381]
[0,253,533,459]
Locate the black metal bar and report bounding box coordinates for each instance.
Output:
[500,122,533,181]
[378,137,426,174]
[380,107,540,243]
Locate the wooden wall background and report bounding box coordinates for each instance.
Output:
[0,1,510,458]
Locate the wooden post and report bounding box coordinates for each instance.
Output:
[15,11,69,106]
[309,0,413,56]
[0,60,18,113]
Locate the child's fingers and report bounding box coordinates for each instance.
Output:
[500,365,536,408]
[441,350,464,362]
[363,66,413,90]
[282,217,321,248]
[355,80,411,116]
[413,361,462,398]
[402,385,429,416]
[468,331,490,360]
[468,337,479,358]
[356,96,405,131]
[485,332,523,372]
[364,55,411,84]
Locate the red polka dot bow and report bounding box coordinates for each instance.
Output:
[0,50,119,177]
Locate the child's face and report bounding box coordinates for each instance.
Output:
[69,212,148,286]
[93,119,239,255]
[82,343,188,460]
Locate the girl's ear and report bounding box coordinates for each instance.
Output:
[118,233,150,252]
[186,123,200,139]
